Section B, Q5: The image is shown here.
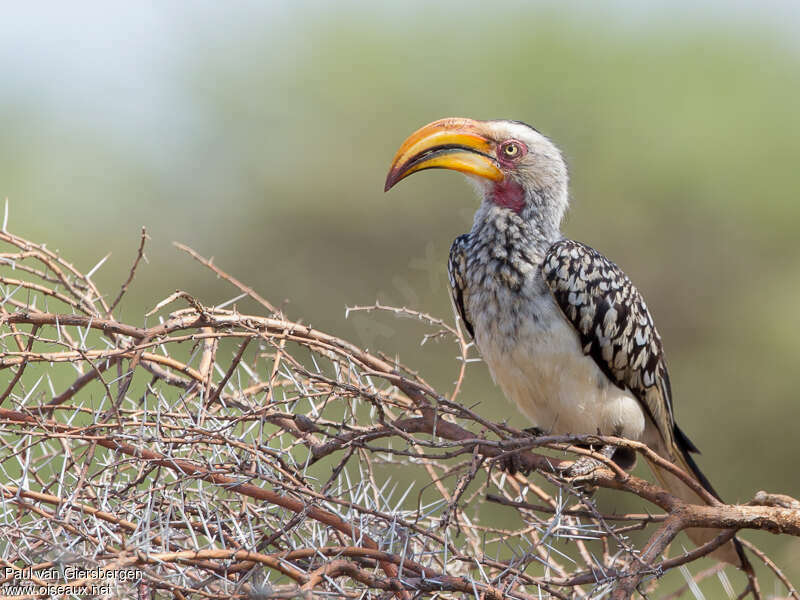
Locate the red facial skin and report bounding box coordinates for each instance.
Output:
[491,179,526,213]
[492,140,528,213]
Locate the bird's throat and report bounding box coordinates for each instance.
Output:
[490,179,526,214]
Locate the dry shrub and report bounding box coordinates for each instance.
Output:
[0,225,797,600]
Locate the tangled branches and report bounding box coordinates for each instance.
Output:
[0,225,798,600]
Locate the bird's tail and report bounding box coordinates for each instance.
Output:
[646,425,751,570]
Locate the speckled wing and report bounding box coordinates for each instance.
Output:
[448,234,474,338]
[542,239,680,452]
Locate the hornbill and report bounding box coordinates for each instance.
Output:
[384,117,748,569]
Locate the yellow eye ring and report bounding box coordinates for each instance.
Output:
[502,142,520,158]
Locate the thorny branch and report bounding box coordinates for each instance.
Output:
[0,227,797,600]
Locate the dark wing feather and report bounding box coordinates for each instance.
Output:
[542,239,681,452]
[543,240,749,567]
[448,234,474,338]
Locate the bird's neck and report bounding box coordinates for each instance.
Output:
[471,188,564,258]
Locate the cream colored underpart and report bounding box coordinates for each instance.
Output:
[472,289,647,441]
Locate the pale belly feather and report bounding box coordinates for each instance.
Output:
[469,282,647,441]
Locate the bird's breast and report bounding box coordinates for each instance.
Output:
[463,263,645,439]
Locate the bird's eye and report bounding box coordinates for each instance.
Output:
[501,141,523,159]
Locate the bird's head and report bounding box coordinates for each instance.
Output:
[385,118,568,229]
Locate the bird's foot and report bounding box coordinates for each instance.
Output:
[497,451,526,475]
[558,443,617,480]
[556,457,603,496]
[523,426,546,437]
[497,427,546,474]
[560,456,603,478]
[497,452,523,476]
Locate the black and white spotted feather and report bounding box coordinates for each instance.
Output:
[541,239,701,460]
[448,234,474,339]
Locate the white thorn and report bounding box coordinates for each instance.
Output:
[86,253,111,279]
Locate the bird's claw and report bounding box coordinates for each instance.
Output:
[559,456,602,479]
[559,443,618,479]
[523,426,546,437]
[497,427,545,474]
[557,457,602,496]
[498,451,526,475]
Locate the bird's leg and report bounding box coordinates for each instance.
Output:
[560,443,617,478]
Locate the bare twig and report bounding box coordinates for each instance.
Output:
[108,226,148,314]
[0,228,795,600]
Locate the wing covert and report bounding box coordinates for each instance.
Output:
[542,239,677,447]
[448,234,474,339]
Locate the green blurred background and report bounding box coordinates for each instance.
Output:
[1,0,798,590]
